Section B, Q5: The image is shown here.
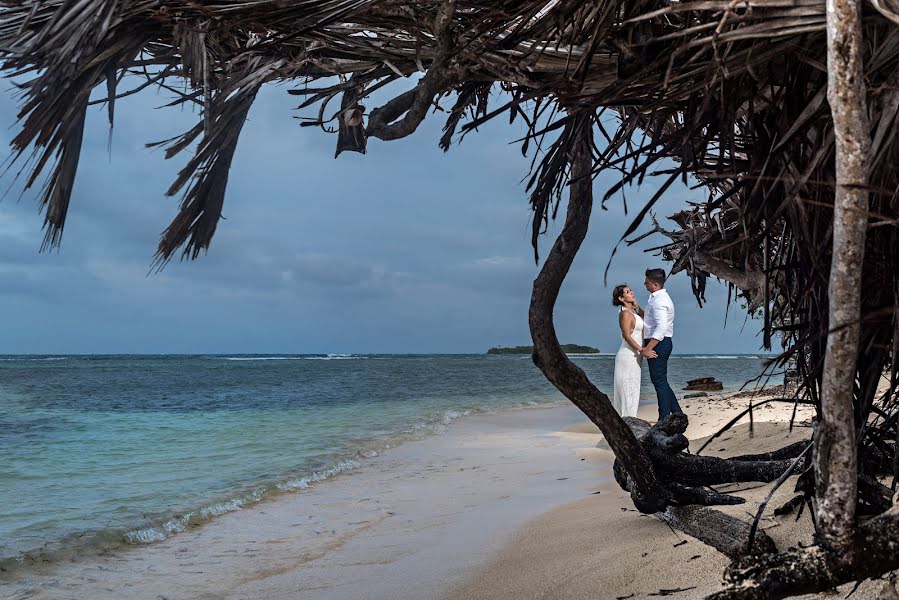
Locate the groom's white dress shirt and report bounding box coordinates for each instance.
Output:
[644,289,675,341]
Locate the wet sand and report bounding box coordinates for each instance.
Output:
[4,404,605,600]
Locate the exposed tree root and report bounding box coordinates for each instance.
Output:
[730,441,811,462]
[707,506,899,599]
[614,415,899,598]
[615,415,807,494]
[660,505,777,559]
[609,414,814,559]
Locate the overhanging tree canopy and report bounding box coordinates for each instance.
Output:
[1,1,898,598]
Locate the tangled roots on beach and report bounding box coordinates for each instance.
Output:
[708,502,899,599]
[613,414,804,505]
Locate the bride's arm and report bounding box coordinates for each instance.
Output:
[618,311,642,353]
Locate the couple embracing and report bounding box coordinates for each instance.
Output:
[611,268,684,421]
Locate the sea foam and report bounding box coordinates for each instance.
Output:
[124,460,362,545]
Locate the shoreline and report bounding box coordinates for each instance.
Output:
[5,388,862,600]
[0,399,572,576]
[1,353,771,574]
[1,387,751,576]
[4,403,604,600]
[446,395,816,599]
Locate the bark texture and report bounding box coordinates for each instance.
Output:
[815,0,871,553]
[659,506,777,560]
[615,416,806,496]
[709,505,899,599]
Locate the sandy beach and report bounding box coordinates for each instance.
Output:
[447,395,815,600]
[5,389,885,600]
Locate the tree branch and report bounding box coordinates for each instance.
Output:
[528,113,669,514]
[660,505,778,559]
[364,0,460,142]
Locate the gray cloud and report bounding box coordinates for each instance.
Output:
[0,81,766,354]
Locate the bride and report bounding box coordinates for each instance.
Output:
[612,284,647,417]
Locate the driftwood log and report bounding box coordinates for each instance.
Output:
[659,506,776,560]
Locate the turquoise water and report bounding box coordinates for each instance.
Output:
[0,353,770,567]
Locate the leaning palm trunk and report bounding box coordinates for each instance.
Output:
[526,113,668,515]
[526,113,808,518]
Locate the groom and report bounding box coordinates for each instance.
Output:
[640,268,684,419]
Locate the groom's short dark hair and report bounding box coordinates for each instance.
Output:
[645,268,666,286]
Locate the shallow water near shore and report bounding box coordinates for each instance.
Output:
[0,353,770,570]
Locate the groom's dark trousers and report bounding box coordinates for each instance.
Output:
[644,337,683,419]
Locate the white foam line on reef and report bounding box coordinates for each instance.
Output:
[222,357,305,361]
[221,355,368,361]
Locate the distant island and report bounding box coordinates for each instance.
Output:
[487,344,600,355]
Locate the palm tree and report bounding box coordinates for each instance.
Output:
[1,1,898,597]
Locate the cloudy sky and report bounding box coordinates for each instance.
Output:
[0,79,764,354]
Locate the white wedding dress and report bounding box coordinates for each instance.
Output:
[612,307,644,417]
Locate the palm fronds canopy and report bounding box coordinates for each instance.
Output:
[0,1,897,376]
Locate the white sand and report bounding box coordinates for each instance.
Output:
[448,392,892,600]
[446,396,817,600]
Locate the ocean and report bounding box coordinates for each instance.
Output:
[0,353,773,569]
